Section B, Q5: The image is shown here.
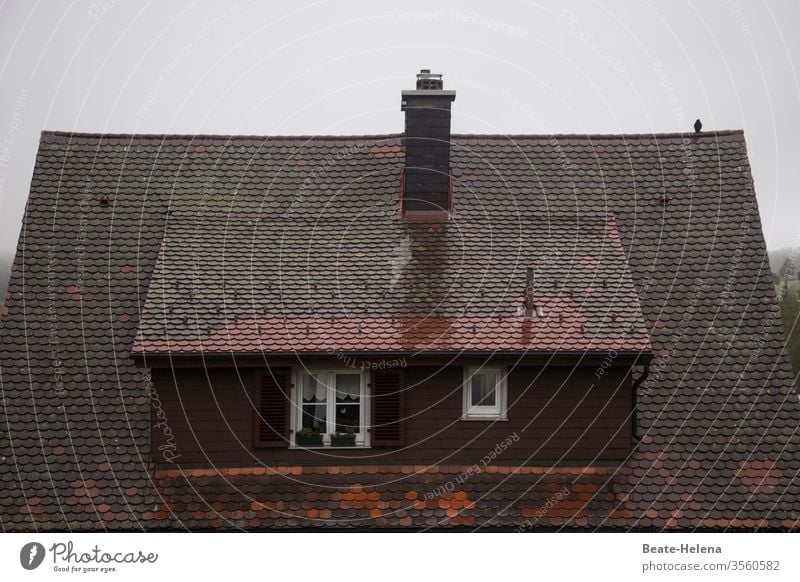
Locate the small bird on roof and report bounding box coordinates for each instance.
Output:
[694,119,702,133]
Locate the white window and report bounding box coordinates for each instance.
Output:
[292,369,369,447]
[462,367,507,420]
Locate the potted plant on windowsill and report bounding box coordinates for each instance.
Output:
[331,432,356,447]
[296,427,323,447]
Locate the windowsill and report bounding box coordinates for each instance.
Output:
[461,416,508,422]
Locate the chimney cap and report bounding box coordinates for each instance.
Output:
[416,69,444,90]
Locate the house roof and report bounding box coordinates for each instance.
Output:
[131,209,651,355]
[1,129,799,531]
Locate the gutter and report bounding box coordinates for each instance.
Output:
[133,350,654,371]
[132,349,654,361]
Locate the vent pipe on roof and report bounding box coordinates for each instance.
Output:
[524,267,536,318]
[401,69,456,220]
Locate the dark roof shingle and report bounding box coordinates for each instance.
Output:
[1,129,798,531]
[132,213,651,355]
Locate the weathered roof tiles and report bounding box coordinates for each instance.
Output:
[1,130,798,531]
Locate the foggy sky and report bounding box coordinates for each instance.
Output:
[1,0,799,299]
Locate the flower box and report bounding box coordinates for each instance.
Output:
[330,434,356,447]
[296,434,323,447]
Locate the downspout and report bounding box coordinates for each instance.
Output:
[631,360,651,442]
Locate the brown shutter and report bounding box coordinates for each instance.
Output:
[372,369,404,446]
[254,368,291,448]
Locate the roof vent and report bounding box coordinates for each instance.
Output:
[524,267,537,318]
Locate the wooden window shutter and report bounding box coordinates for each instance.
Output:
[372,369,404,446]
[254,368,290,448]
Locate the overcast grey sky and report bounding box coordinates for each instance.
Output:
[1,0,799,298]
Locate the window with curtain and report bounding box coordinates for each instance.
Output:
[295,370,367,447]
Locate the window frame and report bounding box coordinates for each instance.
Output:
[461,366,508,420]
[290,368,370,448]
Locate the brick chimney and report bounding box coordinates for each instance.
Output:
[401,70,456,219]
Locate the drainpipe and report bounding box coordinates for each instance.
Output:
[631,360,651,442]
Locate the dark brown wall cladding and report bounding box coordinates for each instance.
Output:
[151,363,633,466]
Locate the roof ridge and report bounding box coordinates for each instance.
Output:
[454,130,744,139]
[41,130,403,141]
[40,129,744,141]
